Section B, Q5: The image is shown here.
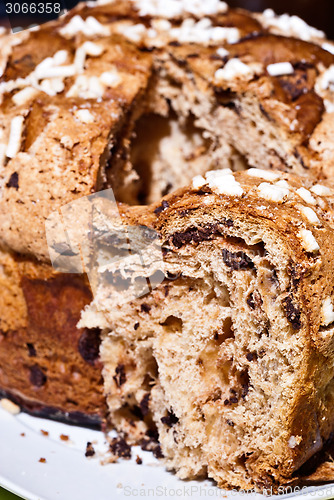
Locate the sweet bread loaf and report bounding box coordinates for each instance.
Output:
[83,168,334,490]
[1,0,334,456]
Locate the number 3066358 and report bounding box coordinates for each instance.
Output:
[5,3,62,14]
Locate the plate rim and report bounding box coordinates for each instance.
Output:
[2,408,334,500]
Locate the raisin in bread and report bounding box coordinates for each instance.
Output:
[81,169,334,490]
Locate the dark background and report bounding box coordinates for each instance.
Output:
[229,0,334,38]
[0,0,334,38]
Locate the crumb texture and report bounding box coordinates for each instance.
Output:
[83,169,334,491]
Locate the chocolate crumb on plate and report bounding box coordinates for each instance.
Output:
[85,442,96,458]
[109,437,132,459]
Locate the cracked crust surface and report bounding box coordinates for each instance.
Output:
[0,1,334,259]
[0,28,152,259]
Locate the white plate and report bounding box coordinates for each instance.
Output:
[1,406,334,500]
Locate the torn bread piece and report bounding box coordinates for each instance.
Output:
[81,169,334,491]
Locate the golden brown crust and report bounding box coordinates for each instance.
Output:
[0,251,105,423]
[0,27,152,260]
[0,1,334,260]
